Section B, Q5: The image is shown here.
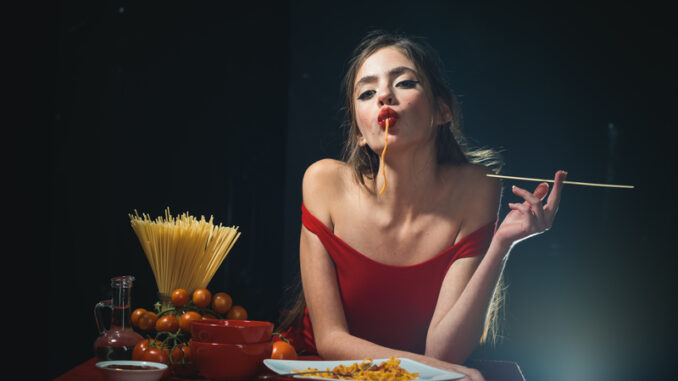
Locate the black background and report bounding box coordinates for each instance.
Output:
[25,1,676,380]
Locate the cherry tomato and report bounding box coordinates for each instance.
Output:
[171,289,190,307]
[271,340,297,360]
[202,313,217,320]
[156,315,179,333]
[143,345,169,364]
[170,343,192,364]
[133,340,171,378]
[226,305,247,320]
[138,311,158,331]
[192,288,212,308]
[131,308,147,328]
[132,339,151,361]
[133,339,169,363]
[179,311,202,332]
[211,292,233,315]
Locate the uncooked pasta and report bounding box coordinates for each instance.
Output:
[129,207,240,308]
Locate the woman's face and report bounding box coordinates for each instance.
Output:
[353,47,440,155]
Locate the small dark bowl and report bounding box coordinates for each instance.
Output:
[96,360,167,381]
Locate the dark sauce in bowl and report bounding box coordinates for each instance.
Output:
[103,364,160,371]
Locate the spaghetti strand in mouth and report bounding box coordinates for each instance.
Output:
[379,118,389,195]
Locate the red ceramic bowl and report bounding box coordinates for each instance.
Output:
[191,319,274,344]
[190,339,273,381]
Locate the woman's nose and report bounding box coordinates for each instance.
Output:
[377,87,394,105]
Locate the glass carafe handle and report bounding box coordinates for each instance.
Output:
[94,299,112,335]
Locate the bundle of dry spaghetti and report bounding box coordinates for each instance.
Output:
[129,207,240,306]
[294,357,418,381]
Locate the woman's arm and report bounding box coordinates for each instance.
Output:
[425,237,510,363]
[426,170,567,363]
[299,160,485,381]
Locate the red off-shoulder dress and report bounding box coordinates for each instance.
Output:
[281,204,496,356]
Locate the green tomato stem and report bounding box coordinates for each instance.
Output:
[272,332,291,344]
[156,305,221,318]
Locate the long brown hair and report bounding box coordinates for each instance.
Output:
[279,30,505,346]
[341,30,502,186]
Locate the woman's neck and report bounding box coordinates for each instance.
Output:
[372,142,445,217]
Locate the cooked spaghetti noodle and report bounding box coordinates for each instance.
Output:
[129,208,240,308]
[293,357,418,381]
[379,119,389,195]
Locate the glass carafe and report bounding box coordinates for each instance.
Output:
[93,275,143,360]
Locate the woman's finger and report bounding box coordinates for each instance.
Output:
[512,185,541,206]
[508,202,530,214]
[461,368,485,381]
[532,183,549,229]
[533,182,549,201]
[508,202,539,230]
[545,170,567,214]
[512,185,546,225]
[446,364,485,381]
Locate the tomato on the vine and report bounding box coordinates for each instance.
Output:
[131,308,147,328]
[171,289,190,307]
[226,305,247,320]
[202,313,217,320]
[137,311,158,331]
[133,339,171,378]
[169,343,197,377]
[211,292,232,314]
[132,339,151,361]
[179,311,202,332]
[271,340,297,360]
[156,315,179,333]
[192,288,212,308]
[143,345,169,364]
[170,343,192,364]
[133,339,169,363]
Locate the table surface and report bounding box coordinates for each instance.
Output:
[54,356,526,381]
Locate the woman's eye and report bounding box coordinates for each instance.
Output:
[357,90,375,100]
[396,80,419,88]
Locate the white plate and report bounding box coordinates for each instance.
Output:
[263,358,465,381]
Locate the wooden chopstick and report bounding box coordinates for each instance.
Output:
[486,174,634,189]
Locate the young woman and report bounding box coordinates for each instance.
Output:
[280,31,566,381]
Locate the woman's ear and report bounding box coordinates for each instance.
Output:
[358,135,367,147]
[436,101,453,126]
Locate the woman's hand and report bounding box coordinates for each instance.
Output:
[494,170,567,248]
[444,364,485,381]
[424,360,484,381]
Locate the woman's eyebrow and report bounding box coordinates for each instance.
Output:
[354,66,418,90]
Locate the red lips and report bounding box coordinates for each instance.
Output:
[378,107,399,128]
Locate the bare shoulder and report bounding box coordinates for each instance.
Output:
[457,163,502,232]
[302,159,351,225]
[464,163,502,196]
[302,159,349,193]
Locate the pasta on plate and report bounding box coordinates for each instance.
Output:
[293,357,418,381]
